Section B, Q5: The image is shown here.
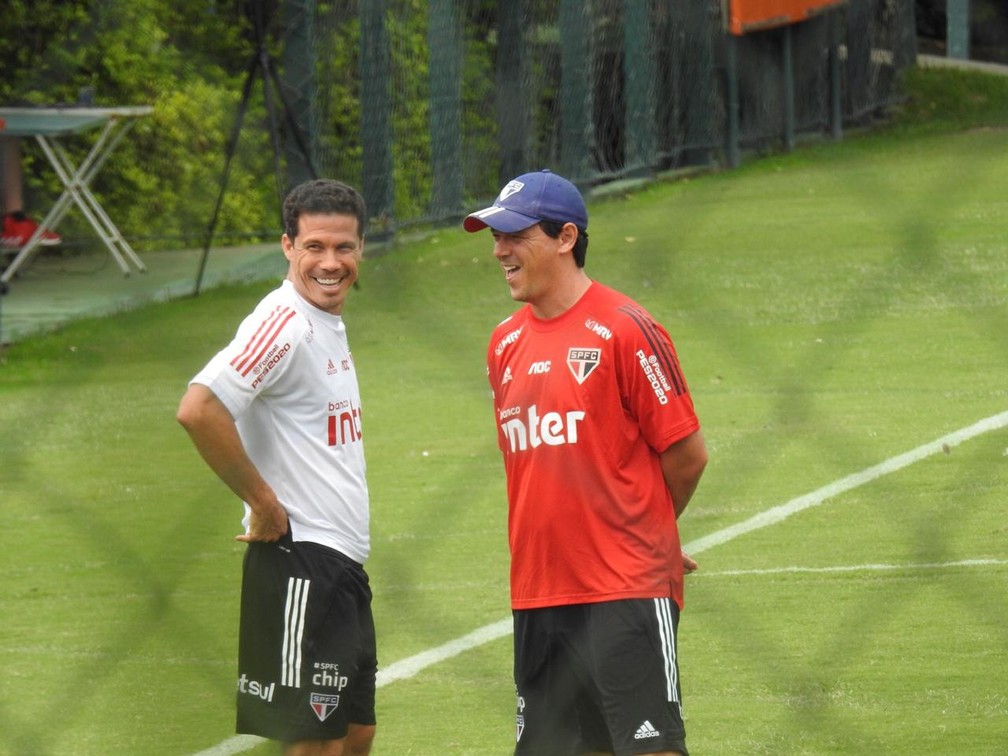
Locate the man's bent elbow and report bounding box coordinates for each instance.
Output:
[176,385,212,433]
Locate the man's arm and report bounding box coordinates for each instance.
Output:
[176,383,288,542]
[660,429,708,519]
[660,430,708,573]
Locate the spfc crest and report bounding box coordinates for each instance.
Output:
[310,693,340,722]
[500,179,524,200]
[566,348,601,385]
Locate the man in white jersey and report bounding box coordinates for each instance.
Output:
[465,170,708,756]
[177,179,376,756]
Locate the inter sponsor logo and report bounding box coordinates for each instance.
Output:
[567,347,601,385]
[328,401,363,446]
[500,404,585,452]
[499,406,522,420]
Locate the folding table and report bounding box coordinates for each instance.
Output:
[0,105,153,285]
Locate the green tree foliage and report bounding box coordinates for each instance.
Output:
[313,2,364,200]
[314,0,436,230]
[1,0,280,251]
[388,0,433,224]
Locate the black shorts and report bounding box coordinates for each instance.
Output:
[513,598,688,756]
[235,532,377,743]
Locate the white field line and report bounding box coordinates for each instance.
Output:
[194,409,1008,756]
[681,409,1008,555]
[692,558,1008,578]
[375,618,513,687]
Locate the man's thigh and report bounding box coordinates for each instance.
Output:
[585,598,688,756]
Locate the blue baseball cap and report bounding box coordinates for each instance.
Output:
[463,169,588,233]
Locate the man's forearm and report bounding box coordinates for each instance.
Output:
[660,430,708,518]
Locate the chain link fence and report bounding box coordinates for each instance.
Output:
[304,0,917,233]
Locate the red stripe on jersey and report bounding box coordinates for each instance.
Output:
[232,307,296,377]
[231,306,286,372]
[618,304,687,396]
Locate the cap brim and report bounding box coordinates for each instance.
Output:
[463,205,541,233]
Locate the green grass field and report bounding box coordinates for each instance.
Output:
[2,67,1007,754]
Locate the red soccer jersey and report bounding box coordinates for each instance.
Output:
[487,282,700,610]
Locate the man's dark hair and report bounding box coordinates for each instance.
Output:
[283,179,367,241]
[539,220,589,268]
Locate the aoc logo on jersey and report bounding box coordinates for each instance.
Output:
[567,347,601,385]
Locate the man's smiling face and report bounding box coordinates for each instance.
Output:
[282,212,363,315]
[491,221,578,319]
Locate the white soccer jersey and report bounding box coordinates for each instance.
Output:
[191,279,370,563]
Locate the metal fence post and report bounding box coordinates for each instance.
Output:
[429,0,463,220]
[560,0,594,182]
[624,0,656,177]
[359,0,395,234]
[497,0,528,184]
[947,0,971,60]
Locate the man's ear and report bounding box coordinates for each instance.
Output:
[559,222,579,252]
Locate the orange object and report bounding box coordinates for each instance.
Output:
[727,0,845,35]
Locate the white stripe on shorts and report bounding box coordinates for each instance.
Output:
[281,577,311,688]
[653,598,680,707]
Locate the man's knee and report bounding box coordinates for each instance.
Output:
[280,723,374,756]
[345,723,376,755]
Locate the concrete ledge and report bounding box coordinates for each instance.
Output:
[917,54,1008,77]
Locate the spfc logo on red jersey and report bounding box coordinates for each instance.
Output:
[567,348,601,385]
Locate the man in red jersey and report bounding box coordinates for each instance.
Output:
[464,169,708,756]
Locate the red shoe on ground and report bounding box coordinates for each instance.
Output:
[1,211,62,249]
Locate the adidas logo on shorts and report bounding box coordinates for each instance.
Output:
[634,720,660,740]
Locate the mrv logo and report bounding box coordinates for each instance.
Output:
[499,404,585,452]
[495,326,524,356]
[237,674,275,702]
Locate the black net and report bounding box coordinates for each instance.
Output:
[307,0,917,232]
[0,0,917,249]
